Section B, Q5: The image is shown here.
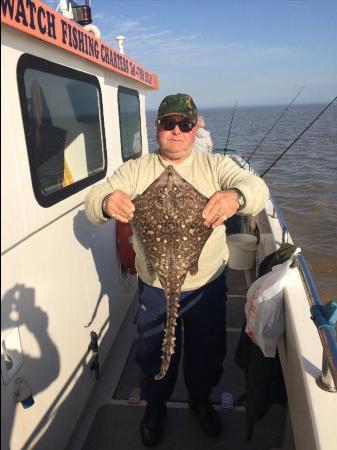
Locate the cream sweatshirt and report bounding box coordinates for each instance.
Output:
[84,150,269,290]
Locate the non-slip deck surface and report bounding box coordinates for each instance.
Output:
[82,402,289,450]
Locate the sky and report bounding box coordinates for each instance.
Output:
[52,0,337,109]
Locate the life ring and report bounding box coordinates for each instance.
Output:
[116,221,136,275]
[84,24,101,39]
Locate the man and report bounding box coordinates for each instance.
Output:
[84,93,269,446]
[195,115,213,153]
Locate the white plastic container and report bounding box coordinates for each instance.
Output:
[227,234,257,270]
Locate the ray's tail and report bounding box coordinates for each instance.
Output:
[154,291,180,380]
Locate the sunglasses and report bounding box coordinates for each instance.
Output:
[158,117,196,132]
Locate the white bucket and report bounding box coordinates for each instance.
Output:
[227,234,257,270]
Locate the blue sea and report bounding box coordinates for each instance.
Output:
[146,103,337,302]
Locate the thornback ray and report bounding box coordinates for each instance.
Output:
[131,165,213,380]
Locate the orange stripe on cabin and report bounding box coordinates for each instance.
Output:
[1,0,158,90]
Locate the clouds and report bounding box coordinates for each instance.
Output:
[49,1,336,108]
[93,11,294,73]
[91,9,330,107]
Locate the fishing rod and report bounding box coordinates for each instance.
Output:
[224,101,237,153]
[243,85,306,167]
[261,95,337,178]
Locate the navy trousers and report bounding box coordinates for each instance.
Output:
[135,271,227,403]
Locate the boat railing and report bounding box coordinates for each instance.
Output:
[270,195,337,393]
[210,149,336,391]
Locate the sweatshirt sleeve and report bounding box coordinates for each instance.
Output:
[84,159,138,224]
[216,156,269,216]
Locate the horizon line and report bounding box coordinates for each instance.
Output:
[146,100,335,112]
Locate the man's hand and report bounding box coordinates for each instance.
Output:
[202,190,240,228]
[103,190,135,223]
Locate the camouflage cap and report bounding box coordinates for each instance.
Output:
[157,93,197,121]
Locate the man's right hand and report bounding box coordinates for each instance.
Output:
[103,190,135,223]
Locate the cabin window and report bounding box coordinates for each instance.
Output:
[118,86,142,161]
[17,54,107,207]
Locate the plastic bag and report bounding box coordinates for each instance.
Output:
[245,248,300,357]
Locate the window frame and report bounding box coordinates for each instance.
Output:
[17,53,107,207]
[117,86,142,162]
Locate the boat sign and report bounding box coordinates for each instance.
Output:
[1,0,158,89]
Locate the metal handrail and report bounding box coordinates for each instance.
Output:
[207,148,336,390]
[271,195,337,391]
[214,148,336,390]
[297,254,337,391]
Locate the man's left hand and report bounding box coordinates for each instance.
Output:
[202,190,240,228]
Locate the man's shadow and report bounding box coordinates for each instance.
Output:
[1,284,60,450]
[27,211,133,449]
[73,210,118,327]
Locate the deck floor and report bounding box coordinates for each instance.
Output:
[81,402,288,450]
[69,265,295,450]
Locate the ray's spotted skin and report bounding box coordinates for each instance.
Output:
[131,165,213,380]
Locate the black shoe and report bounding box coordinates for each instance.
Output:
[189,398,221,436]
[140,402,167,447]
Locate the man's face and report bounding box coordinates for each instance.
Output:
[156,114,197,162]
